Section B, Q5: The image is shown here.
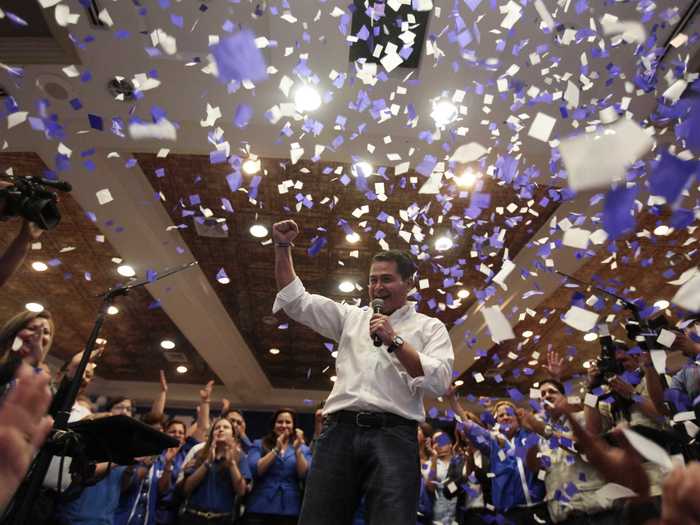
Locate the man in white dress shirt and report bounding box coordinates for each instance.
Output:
[271,219,454,524]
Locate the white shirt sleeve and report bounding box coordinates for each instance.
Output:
[404,318,454,397]
[272,276,350,342]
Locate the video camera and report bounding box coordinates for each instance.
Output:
[0,175,72,230]
[589,325,626,390]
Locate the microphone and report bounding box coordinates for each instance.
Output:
[370,298,384,347]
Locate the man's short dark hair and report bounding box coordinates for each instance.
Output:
[539,378,565,395]
[371,250,417,281]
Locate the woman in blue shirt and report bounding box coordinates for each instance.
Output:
[179,418,250,524]
[243,408,312,525]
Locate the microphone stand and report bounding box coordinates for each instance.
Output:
[1,261,197,525]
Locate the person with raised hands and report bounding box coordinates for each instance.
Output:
[271,219,453,525]
[243,408,311,525]
[0,363,53,511]
[179,418,250,524]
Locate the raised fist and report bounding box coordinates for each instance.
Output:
[272,220,300,244]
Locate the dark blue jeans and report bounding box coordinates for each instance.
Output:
[299,416,420,525]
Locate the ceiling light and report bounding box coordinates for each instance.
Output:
[176,365,188,374]
[330,375,337,382]
[160,339,176,350]
[653,225,673,236]
[294,85,322,112]
[522,330,533,338]
[454,379,464,387]
[242,158,260,174]
[32,262,48,272]
[331,350,338,359]
[584,332,598,342]
[249,224,269,238]
[434,236,453,251]
[345,232,360,244]
[582,360,592,369]
[455,169,479,189]
[654,299,670,310]
[431,99,458,127]
[269,348,280,355]
[107,306,119,315]
[351,161,373,178]
[338,280,355,293]
[457,289,470,299]
[25,302,44,313]
[96,338,107,345]
[117,265,136,277]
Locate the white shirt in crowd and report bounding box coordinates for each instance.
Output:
[273,277,454,422]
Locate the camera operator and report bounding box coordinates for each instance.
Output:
[0,181,44,289]
[584,341,667,436]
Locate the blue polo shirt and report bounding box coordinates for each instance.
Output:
[155,436,199,524]
[114,461,158,525]
[55,465,127,525]
[246,440,312,516]
[183,455,252,513]
[464,423,544,512]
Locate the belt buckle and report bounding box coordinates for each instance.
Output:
[355,412,374,428]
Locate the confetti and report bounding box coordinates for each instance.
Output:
[211,31,268,83]
[481,306,515,343]
[129,119,177,141]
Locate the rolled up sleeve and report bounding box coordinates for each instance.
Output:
[272,277,349,342]
[405,319,454,397]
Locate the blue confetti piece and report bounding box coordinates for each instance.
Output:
[649,149,698,205]
[211,31,268,83]
[146,269,158,282]
[226,171,243,192]
[602,185,638,240]
[307,237,327,257]
[69,98,82,110]
[88,114,103,131]
[233,103,253,128]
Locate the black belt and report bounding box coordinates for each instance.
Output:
[331,410,417,428]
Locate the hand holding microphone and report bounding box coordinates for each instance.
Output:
[370,298,385,347]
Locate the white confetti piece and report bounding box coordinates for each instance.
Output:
[600,14,646,45]
[7,111,28,129]
[562,306,599,332]
[564,81,579,108]
[533,0,555,30]
[380,52,403,73]
[672,271,700,312]
[650,349,667,374]
[38,0,62,7]
[12,336,23,351]
[98,8,113,27]
[562,228,591,250]
[55,4,80,26]
[482,305,515,343]
[200,104,222,127]
[560,118,654,192]
[450,142,488,163]
[527,112,556,142]
[492,259,516,290]
[96,189,113,205]
[62,65,80,78]
[128,120,177,141]
[662,79,688,105]
[656,329,676,348]
[418,173,442,194]
[621,428,673,471]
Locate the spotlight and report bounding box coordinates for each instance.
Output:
[351,161,373,178]
[242,157,260,174]
[653,299,670,310]
[25,302,44,313]
[434,236,453,251]
[117,265,136,277]
[107,306,119,315]
[431,99,458,127]
[584,333,598,342]
[249,224,269,238]
[338,281,355,293]
[331,350,338,359]
[345,232,360,244]
[160,339,176,350]
[455,169,479,188]
[217,275,230,285]
[176,365,188,374]
[330,375,337,382]
[457,289,470,299]
[32,262,48,272]
[522,330,533,338]
[454,379,464,387]
[294,85,322,112]
[269,348,280,355]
